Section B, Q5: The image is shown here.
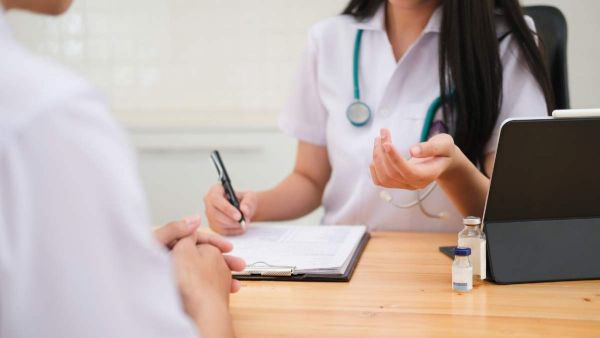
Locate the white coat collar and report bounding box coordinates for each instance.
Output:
[353,4,443,34]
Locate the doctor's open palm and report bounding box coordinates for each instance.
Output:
[205,185,258,236]
[370,128,456,190]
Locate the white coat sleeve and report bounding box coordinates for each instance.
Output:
[485,17,549,154]
[278,29,329,146]
[0,92,200,338]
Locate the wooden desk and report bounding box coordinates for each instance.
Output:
[230,232,600,337]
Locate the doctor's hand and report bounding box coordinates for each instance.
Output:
[370,129,456,190]
[204,184,258,236]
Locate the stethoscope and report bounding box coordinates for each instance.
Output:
[347,29,448,219]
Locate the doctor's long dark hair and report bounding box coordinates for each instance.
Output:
[342,0,554,167]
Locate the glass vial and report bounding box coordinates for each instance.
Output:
[458,216,486,279]
[452,247,473,292]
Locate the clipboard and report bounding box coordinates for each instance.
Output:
[233,232,370,282]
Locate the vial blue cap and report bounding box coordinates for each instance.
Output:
[454,247,471,256]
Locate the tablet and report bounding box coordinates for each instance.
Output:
[552,108,600,119]
[483,116,600,283]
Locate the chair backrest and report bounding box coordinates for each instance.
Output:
[523,6,570,109]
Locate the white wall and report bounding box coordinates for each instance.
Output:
[5,1,600,225]
[131,129,319,225]
[5,0,349,129]
[6,0,599,126]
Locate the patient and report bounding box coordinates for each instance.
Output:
[0,1,243,337]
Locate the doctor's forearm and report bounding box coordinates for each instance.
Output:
[253,172,324,221]
[437,147,490,217]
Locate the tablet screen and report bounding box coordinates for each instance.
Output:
[484,118,600,222]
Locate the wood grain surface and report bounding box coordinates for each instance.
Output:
[230,232,600,337]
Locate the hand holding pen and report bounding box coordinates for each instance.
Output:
[205,151,258,236]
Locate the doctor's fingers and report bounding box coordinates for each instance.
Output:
[370,163,416,190]
[373,152,405,184]
[213,212,245,230]
[237,192,258,220]
[380,142,427,186]
[372,134,390,161]
[205,202,244,229]
[379,128,393,143]
[369,162,383,186]
[410,156,452,182]
[410,133,455,158]
[377,143,439,190]
[374,142,438,189]
[386,153,445,188]
[205,188,244,222]
[204,203,244,233]
[373,141,423,189]
[206,208,245,234]
[217,227,245,236]
[373,136,399,176]
[377,141,419,181]
[207,223,245,237]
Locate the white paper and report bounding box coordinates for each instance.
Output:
[228,224,366,274]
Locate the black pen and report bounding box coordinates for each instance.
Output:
[210,150,246,229]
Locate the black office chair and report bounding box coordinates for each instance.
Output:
[523,6,570,109]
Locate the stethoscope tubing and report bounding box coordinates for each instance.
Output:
[350,29,447,219]
[352,29,364,101]
[350,29,439,142]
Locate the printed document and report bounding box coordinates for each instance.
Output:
[228,224,367,274]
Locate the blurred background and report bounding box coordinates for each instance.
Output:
[5,0,600,225]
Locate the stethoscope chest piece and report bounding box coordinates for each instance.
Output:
[346,101,372,127]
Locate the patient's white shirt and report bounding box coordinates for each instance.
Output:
[0,12,199,338]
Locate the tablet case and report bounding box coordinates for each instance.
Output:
[233,232,370,282]
[483,118,600,284]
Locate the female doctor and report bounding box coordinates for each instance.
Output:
[205,0,554,234]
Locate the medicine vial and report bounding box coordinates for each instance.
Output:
[458,216,486,279]
[452,247,473,292]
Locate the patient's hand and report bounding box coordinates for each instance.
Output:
[154,215,233,252]
[172,237,244,338]
[154,216,201,249]
[154,216,246,293]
